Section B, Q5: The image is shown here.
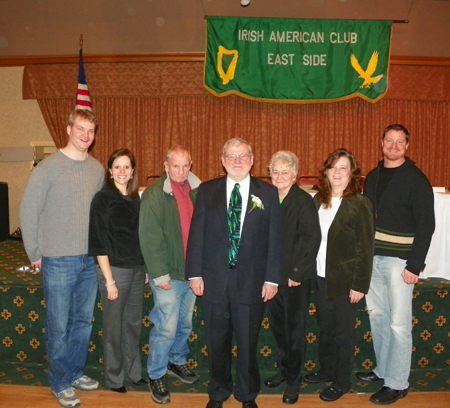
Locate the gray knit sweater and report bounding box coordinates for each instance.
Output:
[20,150,104,262]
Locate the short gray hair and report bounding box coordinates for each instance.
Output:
[269,151,299,177]
[166,145,191,162]
[222,138,253,156]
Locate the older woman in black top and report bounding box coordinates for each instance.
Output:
[89,149,146,393]
[264,151,321,405]
[304,148,374,402]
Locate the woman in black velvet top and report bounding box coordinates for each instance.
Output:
[304,148,373,402]
[264,151,321,405]
[88,149,146,393]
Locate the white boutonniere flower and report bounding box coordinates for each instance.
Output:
[248,194,264,213]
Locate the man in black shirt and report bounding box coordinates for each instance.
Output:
[357,124,435,405]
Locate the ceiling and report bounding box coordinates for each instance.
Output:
[0,0,449,57]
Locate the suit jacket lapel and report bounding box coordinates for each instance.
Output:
[214,177,228,231]
[246,177,260,212]
[314,195,350,244]
[240,177,260,238]
[328,198,349,243]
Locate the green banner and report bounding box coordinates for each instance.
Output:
[204,17,392,103]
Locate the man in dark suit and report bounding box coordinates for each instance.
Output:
[186,138,284,408]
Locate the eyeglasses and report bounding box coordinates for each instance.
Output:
[224,154,252,161]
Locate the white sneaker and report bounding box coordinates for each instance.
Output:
[52,387,81,408]
[71,375,99,391]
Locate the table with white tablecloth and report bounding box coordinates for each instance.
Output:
[422,192,450,280]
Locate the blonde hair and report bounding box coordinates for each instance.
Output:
[269,151,299,177]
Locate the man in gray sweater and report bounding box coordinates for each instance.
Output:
[20,109,104,408]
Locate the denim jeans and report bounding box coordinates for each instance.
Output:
[147,279,196,380]
[42,255,98,393]
[365,256,414,390]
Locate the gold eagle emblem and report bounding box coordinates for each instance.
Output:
[350,51,384,89]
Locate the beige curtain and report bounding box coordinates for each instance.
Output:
[23,63,450,187]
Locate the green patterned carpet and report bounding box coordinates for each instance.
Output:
[1,240,449,394]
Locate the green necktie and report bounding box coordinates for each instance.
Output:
[228,183,242,268]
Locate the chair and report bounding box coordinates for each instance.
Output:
[360,175,366,191]
[297,175,319,190]
[139,175,160,196]
[146,174,160,186]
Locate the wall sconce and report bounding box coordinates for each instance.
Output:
[241,0,251,7]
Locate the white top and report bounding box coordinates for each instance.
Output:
[316,197,342,278]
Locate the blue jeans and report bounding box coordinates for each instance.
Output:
[365,256,414,390]
[147,279,196,380]
[42,255,98,393]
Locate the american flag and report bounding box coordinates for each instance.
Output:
[75,47,93,111]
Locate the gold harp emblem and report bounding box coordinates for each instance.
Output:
[217,46,239,85]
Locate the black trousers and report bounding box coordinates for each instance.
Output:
[202,269,265,402]
[97,265,145,388]
[315,277,358,392]
[268,279,312,388]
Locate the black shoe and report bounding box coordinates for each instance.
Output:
[149,375,171,404]
[370,386,408,405]
[303,371,331,384]
[132,378,148,386]
[356,371,384,383]
[265,372,287,388]
[282,384,299,404]
[167,362,199,384]
[111,386,126,393]
[319,386,345,402]
[9,227,22,241]
[206,401,223,408]
[282,393,299,405]
[242,400,258,408]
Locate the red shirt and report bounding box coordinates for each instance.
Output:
[170,178,194,259]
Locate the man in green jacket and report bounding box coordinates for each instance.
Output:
[139,146,201,404]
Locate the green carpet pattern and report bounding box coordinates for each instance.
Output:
[1,240,449,394]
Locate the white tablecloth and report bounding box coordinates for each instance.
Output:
[422,192,450,280]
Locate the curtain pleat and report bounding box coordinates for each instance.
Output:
[23,63,450,187]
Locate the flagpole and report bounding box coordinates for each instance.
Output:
[80,34,83,51]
